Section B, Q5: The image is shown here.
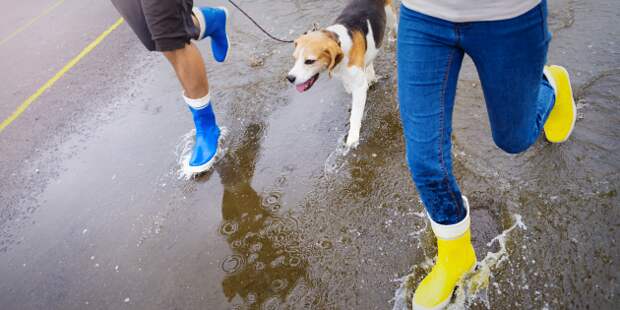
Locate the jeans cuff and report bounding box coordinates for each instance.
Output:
[430,196,470,239]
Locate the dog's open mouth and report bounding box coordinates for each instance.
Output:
[296,73,319,93]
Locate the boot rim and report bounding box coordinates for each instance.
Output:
[192,7,208,41]
[543,65,576,143]
[214,6,231,63]
[429,196,470,240]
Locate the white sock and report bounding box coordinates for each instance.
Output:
[183,92,211,110]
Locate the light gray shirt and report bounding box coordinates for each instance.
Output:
[401,0,542,22]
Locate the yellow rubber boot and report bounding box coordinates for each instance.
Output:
[543,65,576,143]
[413,197,477,310]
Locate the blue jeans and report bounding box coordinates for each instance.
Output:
[397,1,555,225]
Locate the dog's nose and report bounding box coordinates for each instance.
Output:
[287,75,296,83]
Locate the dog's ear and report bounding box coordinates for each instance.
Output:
[325,42,344,77]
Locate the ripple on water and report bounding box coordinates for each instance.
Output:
[220,220,239,236]
[318,238,333,250]
[287,255,302,267]
[221,254,245,274]
[271,279,288,292]
[231,239,243,249]
[261,296,282,310]
[261,191,283,212]
[286,280,309,305]
[247,293,257,305]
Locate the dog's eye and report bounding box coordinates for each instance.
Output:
[305,59,316,65]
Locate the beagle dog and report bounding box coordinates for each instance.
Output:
[287,0,398,148]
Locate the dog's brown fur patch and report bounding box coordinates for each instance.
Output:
[348,30,367,68]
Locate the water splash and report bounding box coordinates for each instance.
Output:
[175,127,229,180]
[392,214,527,310]
[391,258,435,310]
[448,214,527,309]
[408,211,429,240]
[324,135,353,176]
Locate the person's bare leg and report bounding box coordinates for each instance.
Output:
[163,43,209,99]
[163,43,221,173]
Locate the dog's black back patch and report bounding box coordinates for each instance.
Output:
[334,0,387,48]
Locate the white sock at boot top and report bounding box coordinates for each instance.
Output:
[183,92,211,110]
[429,196,471,240]
[192,7,207,39]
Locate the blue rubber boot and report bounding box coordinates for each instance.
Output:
[188,103,221,173]
[192,6,230,63]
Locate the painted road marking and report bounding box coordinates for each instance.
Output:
[0,18,124,134]
[0,0,66,47]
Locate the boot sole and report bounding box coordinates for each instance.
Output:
[192,6,231,63]
[184,132,226,174]
[412,298,450,310]
[544,65,576,143]
[216,6,231,63]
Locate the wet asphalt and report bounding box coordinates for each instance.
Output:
[0,0,618,309]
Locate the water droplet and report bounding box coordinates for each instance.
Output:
[255,261,265,271]
[250,242,263,253]
[247,253,258,264]
[231,240,243,249]
[221,255,245,274]
[247,293,257,304]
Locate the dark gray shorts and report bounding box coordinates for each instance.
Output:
[110,0,197,51]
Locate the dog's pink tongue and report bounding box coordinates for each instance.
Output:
[296,83,307,93]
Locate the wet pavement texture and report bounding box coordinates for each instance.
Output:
[0,0,618,309]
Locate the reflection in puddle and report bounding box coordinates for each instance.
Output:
[215,123,310,309]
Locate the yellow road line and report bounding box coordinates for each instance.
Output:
[0,0,66,47]
[0,18,124,134]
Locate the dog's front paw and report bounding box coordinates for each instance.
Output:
[345,136,360,149]
[368,75,381,86]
